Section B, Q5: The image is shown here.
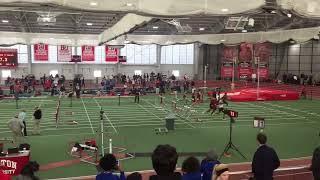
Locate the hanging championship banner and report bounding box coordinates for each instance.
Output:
[256,64,269,79]
[34,43,48,61]
[238,64,253,79]
[222,46,238,62]
[254,43,272,62]
[57,45,72,62]
[81,45,95,61]
[239,43,253,62]
[105,46,119,62]
[221,66,234,78]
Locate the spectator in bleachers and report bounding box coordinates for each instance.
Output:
[0,87,4,99]
[15,161,40,180]
[212,164,229,180]
[311,146,320,180]
[182,156,201,180]
[126,172,142,180]
[200,150,220,180]
[150,144,181,180]
[252,133,280,180]
[96,154,125,180]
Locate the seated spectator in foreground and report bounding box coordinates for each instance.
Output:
[96,154,125,180]
[252,133,280,180]
[127,172,142,180]
[212,164,229,180]
[150,144,181,180]
[182,156,201,180]
[200,150,220,180]
[311,146,320,180]
[15,161,40,180]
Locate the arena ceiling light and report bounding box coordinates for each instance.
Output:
[90,2,98,6]
[86,23,93,26]
[126,3,133,7]
[153,26,159,29]
[221,8,229,12]
[1,20,9,23]
[221,39,226,42]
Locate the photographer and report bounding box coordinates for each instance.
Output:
[96,154,125,180]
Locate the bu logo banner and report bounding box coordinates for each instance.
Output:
[57,45,72,62]
[34,43,48,61]
[81,45,95,61]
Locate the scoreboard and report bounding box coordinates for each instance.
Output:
[0,49,18,67]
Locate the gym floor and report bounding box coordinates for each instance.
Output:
[0,95,319,179]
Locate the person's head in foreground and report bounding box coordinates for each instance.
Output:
[311,146,320,179]
[99,154,118,172]
[212,164,229,180]
[257,132,267,146]
[151,144,178,176]
[182,156,200,174]
[127,172,142,180]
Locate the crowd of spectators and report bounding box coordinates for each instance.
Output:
[93,133,320,180]
[0,133,319,180]
[282,72,320,86]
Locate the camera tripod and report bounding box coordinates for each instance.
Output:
[219,117,246,159]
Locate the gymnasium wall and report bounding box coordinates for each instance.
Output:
[200,40,320,81]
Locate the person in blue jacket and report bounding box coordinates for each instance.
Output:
[200,150,220,180]
[182,156,201,180]
[96,154,125,180]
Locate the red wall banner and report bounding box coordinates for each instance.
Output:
[239,43,253,62]
[81,46,95,61]
[105,46,119,62]
[257,67,269,79]
[222,46,238,62]
[254,43,272,62]
[221,66,233,78]
[57,45,72,62]
[238,67,252,79]
[34,44,48,61]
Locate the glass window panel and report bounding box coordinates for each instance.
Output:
[48,45,57,63]
[126,44,135,64]
[161,46,166,64]
[19,45,28,54]
[141,45,150,64]
[134,45,142,64]
[149,44,157,64]
[165,46,173,64]
[179,45,187,64]
[18,54,28,63]
[186,44,194,64]
[172,45,180,64]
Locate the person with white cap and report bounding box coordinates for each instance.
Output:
[212,164,229,180]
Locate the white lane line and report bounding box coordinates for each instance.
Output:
[241,102,302,118]
[80,97,95,134]
[262,102,320,117]
[93,98,118,134]
[142,99,196,128]
[137,103,163,122]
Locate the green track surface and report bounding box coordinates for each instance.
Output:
[0,95,319,179]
